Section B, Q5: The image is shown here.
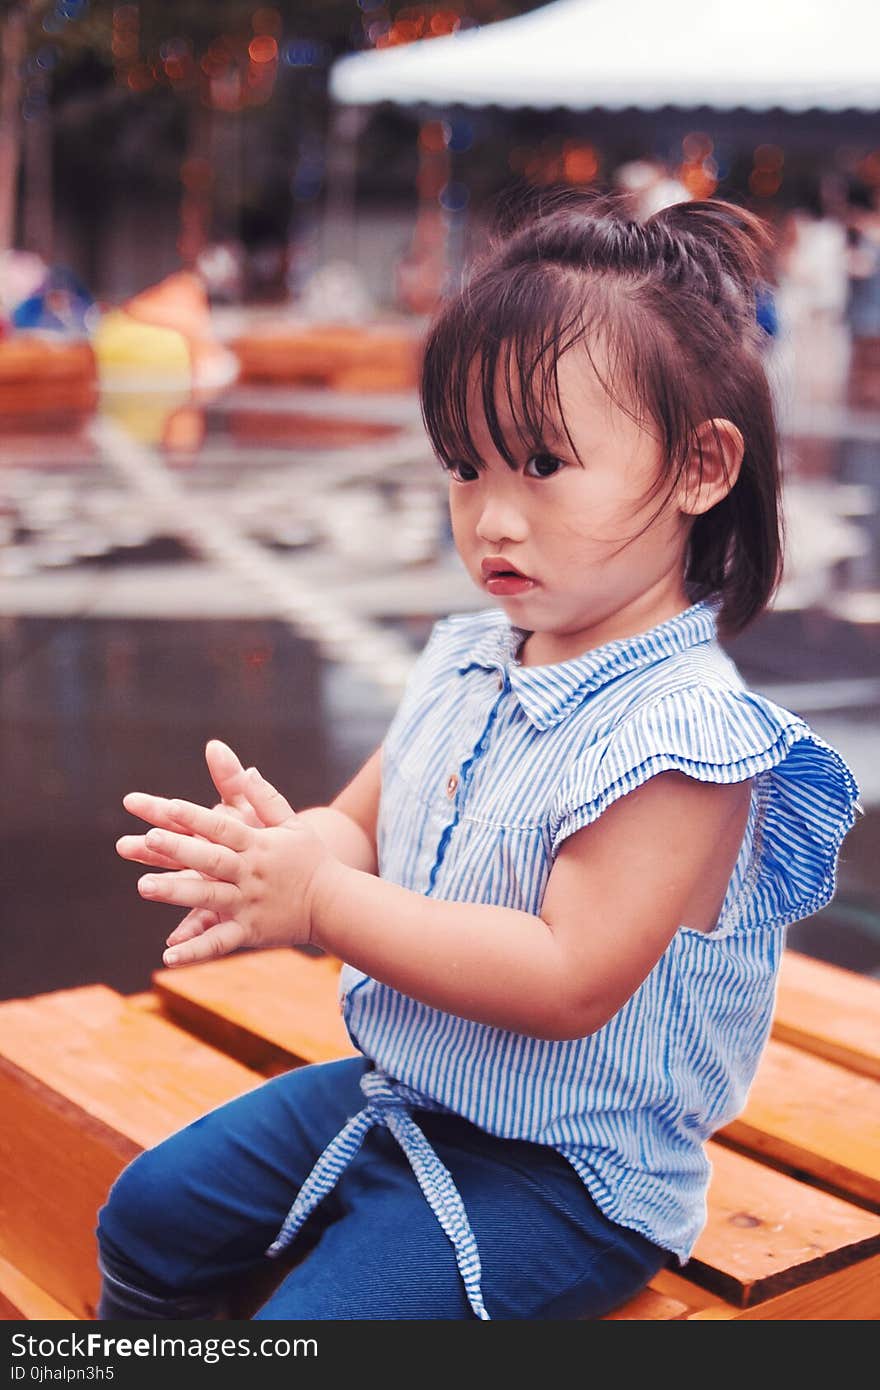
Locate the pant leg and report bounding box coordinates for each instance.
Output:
[252,1110,669,1321]
[95,1056,370,1319]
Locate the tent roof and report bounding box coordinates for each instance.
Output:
[329,0,880,113]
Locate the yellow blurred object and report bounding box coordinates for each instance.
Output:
[123,271,238,390]
[93,309,192,385]
[93,272,237,449]
[93,274,238,393]
[99,385,192,447]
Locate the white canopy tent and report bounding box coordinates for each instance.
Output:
[329,0,880,113]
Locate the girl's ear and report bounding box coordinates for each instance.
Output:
[677,419,744,516]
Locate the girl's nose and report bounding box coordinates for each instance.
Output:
[474,494,528,545]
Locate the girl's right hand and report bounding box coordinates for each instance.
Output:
[117,739,297,955]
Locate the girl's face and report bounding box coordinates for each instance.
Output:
[446,346,693,667]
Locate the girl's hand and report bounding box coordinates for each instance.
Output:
[116,742,299,954]
[130,772,335,966]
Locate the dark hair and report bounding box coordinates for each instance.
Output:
[420,192,784,637]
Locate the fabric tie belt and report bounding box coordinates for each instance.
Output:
[265,1066,490,1319]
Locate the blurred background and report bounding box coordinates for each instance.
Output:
[1,0,879,1000]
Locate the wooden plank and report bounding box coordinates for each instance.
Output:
[0,986,260,1150]
[645,1257,880,1322]
[722,1038,880,1207]
[775,951,880,1080]
[0,986,259,1320]
[124,990,165,1018]
[153,949,356,1073]
[687,1142,880,1307]
[601,1287,689,1320]
[688,1251,880,1320]
[0,1254,76,1321]
[648,1268,737,1317]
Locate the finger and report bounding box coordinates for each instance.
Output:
[143,828,241,883]
[122,792,200,833]
[205,740,253,812]
[244,767,296,827]
[116,834,208,872]
[162,919,249,968]
[163,799,252,851]
[210,796,263,831]
[166,908,218,946]
[116,835,179,871]
[138,871,240,912]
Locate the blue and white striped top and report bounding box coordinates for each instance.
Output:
[268,596,862,1318]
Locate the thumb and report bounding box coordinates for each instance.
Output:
[245,767,297,827]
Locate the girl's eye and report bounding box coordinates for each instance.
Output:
[443,460,480,483]
[524,452,566,479]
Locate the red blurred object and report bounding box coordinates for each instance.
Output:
[0,337,98,434]
[227,410,402,447]
[231,322,422,391]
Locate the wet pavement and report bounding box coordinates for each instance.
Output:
[2,377,880,1000]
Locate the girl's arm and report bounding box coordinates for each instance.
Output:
[131,769,752,1041]
[312,769,752,1038]
[301,746,381,877]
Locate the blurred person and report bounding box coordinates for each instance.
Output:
[613,157,690,220]
[773,189,849,408]
[100,196,861,1321]
[844,181,880,407]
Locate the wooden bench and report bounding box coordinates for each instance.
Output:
[1,949,878,1321]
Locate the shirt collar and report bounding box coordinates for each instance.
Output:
[457,596,722,731]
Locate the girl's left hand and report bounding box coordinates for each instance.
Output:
[128,770,335,966]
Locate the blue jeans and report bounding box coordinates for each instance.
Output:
[95,1056,668,1320]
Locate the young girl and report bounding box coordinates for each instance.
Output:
[102,196,862,1322]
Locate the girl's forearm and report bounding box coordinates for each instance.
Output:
[310,864,576,1040]
[297,808,377,876]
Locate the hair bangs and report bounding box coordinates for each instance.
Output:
[421,264,604,470]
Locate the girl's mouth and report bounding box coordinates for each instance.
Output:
[480,557,537,597]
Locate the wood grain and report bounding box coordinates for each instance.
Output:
[723,1037,880,1206]
[153,949,356,1073]
[0,1253,77,1321]
[775,951,880,1080]
[0,986,259,1317]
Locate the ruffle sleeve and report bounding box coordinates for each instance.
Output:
[548,683,863,936]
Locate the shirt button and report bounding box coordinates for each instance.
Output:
[496,673,505,691]
[446,773,459,797]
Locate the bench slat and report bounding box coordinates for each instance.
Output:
[692,1142,880,1306]
[153,949,356,1073]
[648,1269,735,1318]
[601,1287,689,1319]
[688,1250,880,1320]
[0,1254,76,1321]
[774,951,880,1080]
[723,1037,880,1207]
[0,986,259,1320]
